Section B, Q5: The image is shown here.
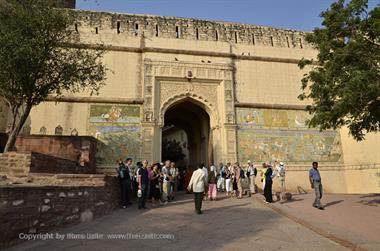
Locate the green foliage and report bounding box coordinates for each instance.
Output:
[162,139,185,163]
[0,0,107,151]
[299,0,380,141]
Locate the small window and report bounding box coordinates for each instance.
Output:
[95,27,98,34]
[299,38,303,48]
[117,21,121,34]
[252,34,255,45]
[39,126,47,135]
[155,24,159,37]
[55,125,63,135]
[215,30,218,41]
[286,36,290,48]
[196,28,199,40]
[74,23,78,33]
[175,26,180,38]
[270,36,274,46]
[234,31,238,43]
[134,23,139,35]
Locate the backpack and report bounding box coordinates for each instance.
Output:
[240,169,245,179]
[254,167,258,176]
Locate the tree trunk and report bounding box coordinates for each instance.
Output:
[4,103,32,152]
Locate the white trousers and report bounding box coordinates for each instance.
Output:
[217,177,225,190]
[225,178,232,192]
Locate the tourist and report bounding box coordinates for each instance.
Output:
[309,162,324,210]
[208,165,218,200]
[202,163,209,200]
[161,160,171,204]
[187,164,207,214]
[124,158,133,205]
[216,162,225,192]
[149,163,161,207]
[137,160,149,209]
[277,162,286,198]
[183,165,194,193]
[117,159,131,208]
[247,160,257,194]
[260,163,267,192]
[263,164,274,203]
[235,162,243,199]
[133,161,142,195]
[169,162,179,201]
[232,165,238,197]
[225,165,232,196]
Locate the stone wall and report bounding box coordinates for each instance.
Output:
[0,176,119,248]
[71,10,309,49]
[31,152,93,174]
[0,152,31,176]
[15,135,98,173]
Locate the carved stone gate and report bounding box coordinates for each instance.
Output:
[141,59,238,164]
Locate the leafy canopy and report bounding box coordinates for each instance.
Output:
[0,0,107,151]
[299,0,380,141]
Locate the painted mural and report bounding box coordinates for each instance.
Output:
[88,104,141,165]
[237,108,343,163]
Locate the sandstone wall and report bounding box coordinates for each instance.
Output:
[18,10,380,192]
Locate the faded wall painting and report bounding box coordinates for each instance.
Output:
[88,104,141,165]
[236,108,342,163]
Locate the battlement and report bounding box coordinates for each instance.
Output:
[71,10,311,49]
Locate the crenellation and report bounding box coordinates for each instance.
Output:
[70,10,311,49]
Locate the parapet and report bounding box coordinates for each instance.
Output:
[71,9,311,49]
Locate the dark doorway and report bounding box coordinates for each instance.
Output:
[162,99,211,169]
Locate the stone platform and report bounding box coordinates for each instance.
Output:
[257,193,380,251]
[4,192,354,251]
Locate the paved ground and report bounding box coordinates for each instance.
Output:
[5,192,350,251]
[264,193,380,251]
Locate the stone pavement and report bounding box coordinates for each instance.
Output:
[258,193,380,251]
[4,192,349,251]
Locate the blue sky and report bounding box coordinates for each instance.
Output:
[76,0,379,31]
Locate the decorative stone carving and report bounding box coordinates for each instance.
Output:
[226,113,235,124]
[144,111,153,122]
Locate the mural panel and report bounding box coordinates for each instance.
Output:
[88,104,141,165]
[236,108,342,163]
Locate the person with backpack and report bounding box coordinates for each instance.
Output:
[116,159,131,208]
[247,160,257,194]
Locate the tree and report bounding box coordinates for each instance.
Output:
[161,139,185,163]
[298,0,380,141]
[0,0,107,152]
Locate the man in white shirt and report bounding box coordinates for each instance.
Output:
[247,160,257,194]
[187,165,207,214]
[161,160,171,203]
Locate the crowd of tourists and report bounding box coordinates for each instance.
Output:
[116,158,289,212]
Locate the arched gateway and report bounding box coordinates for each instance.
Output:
[140,59,238,165]
[162,98,211,168]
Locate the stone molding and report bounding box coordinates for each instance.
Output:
[69,42,305,65]
[44,96,144,104]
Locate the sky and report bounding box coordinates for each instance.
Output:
[76,0,379,31]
